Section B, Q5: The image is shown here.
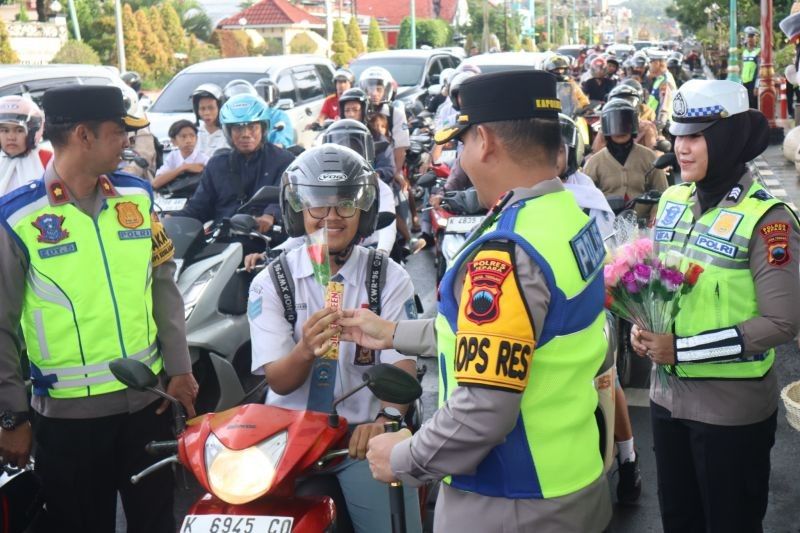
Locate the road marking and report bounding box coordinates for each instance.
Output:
[764,178,781,186]
[772,188,789,197]
[760,169,775,175]
[623,387,650,408]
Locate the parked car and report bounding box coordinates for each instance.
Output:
[460,51,552,74]
[606,43,636,60]
[146,55,335,151]
[350,49,461,109]
[555,44,589,61]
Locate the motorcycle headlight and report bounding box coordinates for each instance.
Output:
[183,263,221,320]
[204,431,288,504]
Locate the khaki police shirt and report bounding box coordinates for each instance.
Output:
[388,180,612,533]
[650,172,800,425]
[0,164,191,418]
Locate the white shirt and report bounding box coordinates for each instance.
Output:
[360,179,396,252]
[197,124,229,158]
[155,147,208,176]
[0,149,45,196]
[249,245,416,424]
[564,170,616,239]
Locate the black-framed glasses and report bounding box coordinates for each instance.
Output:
[307,203,358,219]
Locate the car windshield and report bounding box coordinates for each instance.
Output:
[350,58,426,87]
[468,64,537,74]
[149,72,268,113]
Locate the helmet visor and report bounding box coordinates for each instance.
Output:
[361,80,386,102]
[559,118,578,148]
[323,130,375,164]
[602,110,637,136]
[0,113,28,131]
[285,183,376,214]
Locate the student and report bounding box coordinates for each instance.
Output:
[152,120,208,190]
[192,84,228,157]
[0,96,51,196]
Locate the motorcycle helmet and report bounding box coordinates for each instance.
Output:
[631,51,648,70]
[222,79,258,103]
[0,466,43,533]
[621,78,646,103]
[743,25,759,37]
[121,71,142,93]
[558,113,585,178]
[254,78,280,107]
[605,56,620,73]
[589,56,607,78]
[338,88,368,121]
[439,67,456,95]
[601,99,638,137]
[545,55,572,81]
[280,144,378,239]
[667,56,681,70]
[323,119,376,165]
[0,96,44,153]
[608,84,641,108]
[333,68,356,86]
[191,83,223,125]
[359,66,395,104]
[449,71,477,111]
[219,93,270,146]
[455,63,482,75]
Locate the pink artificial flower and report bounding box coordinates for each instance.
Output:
[604,264,621,287]
[633,263,652,284]
[633,238,654,263]
[621,270,640,293]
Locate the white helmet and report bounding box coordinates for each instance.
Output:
[439,68,456,95]
[359,66,395,104]
[669,79,749,136]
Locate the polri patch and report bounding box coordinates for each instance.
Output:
[656,202,687,229]
[707,210,743,241]
[759,221,791,266]
[695,235,738,258]
[570,219,605,280]
[115,202,144,229]
[465,257,513,325]
[32,214,69,244]
[118,229,152,240]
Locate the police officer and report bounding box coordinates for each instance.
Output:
[0,85,197,532]
[339,71,612,531]
[741,26,761,109]
[646,49,677,131]
[632,79,800,532]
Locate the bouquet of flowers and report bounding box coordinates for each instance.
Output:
[603,219,704,380]
[305,226,342,360]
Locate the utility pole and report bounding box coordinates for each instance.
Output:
[758,0,783,142]
[325,0,333,58]
[504,0,509,50]
[529,0,536,47]
[726,0,741,82]
[482,0,490,51]
[572,0,578,43]
[547,0,551,47]
[410,0,417,49]
[115,0,125,73]
[66,0,80,41]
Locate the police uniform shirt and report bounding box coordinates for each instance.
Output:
[651,172,800,426]
[387,181,612,533]
[249,245,416,425]
[0,164,191,418]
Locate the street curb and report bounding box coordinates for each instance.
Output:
[749,157,799,214]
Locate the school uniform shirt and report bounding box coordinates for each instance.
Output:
[196,124,229,158]
[0,148,51,196]
[155,147,209,176]
[563,171,615,239]
[249,245,416,425]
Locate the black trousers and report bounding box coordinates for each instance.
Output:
[650,401,777,533]
[744,81,758,109]
[33,400,175,533]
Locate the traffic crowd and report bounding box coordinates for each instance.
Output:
[0,31,796,533]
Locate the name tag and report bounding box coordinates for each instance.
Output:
[695,235,738,258]
[38,242,77,259]
[570,219,605,280]
[655,229,674,242]
[118,229,152,240]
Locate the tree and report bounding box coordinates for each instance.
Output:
[120,4,149,76]
[347,16,364,56]
[211,29,250,58]
[52,40,101,64]
[366,17,386,51]
[174,0,213,41]
[17,1,30,22]
[331,19,353,66]
[0,18,18,63]
[160,3,187,53]
[135,9,170,80]
[398,18,450,49]
[187,34,219,65]
[148,7,175,68]
[289,32,317,54]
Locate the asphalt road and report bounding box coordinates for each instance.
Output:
[117,247,800,532]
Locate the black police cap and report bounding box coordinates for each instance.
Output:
[435,70,561,144]
[42,84,149,131]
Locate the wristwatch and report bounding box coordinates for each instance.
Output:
[0,411,29,431]
[375,407,404,424]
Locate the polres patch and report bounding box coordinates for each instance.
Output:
[32,214,69,244]
[657,202,687,229]
[465,258,513,325]
[759,221,791,266]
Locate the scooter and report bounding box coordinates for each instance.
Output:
[108,358,423,533]
[165,186,282,413]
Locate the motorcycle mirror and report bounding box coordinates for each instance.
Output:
[274,121,285,132]
[363,364,422,405]
[237,186,280,214]
[230,213,257,233]
[109,358,158,391]
[376,211,395,230]
[655,139,672,153]
[653,152,676,169]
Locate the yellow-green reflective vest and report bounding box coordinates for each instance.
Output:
[436,191,607,499]
[742,48,760,84]
[654,181,794,379]
[0,174,163,399]
[648,75,666,111]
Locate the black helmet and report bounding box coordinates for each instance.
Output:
[254,78,280,107]
[631,51,648,69]
[601,99,638,137]
[191,83,223,125]
[222,79,258,103]
[338,88,368,121]
[667,57,680,69]
[608,84,641,108]
[545,55,571,81]
[323,119,375,164]
[280,144,378,239]
[0,467,43,533]
[620,78,646,102]
[558,113,585,177]
[121,71,142,92]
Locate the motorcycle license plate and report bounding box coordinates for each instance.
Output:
[155,197,187,212]
[180,514,293,533]
[446,216,481,233]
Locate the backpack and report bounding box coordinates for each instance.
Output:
[267,247,388,328]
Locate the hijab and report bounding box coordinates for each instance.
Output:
[606,136,634,166]
[696,109,769,212]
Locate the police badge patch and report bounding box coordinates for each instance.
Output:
[673,93,687,117]
[115,202,144,229]
[465,258,513,325]
[32,214,69,244]
[656,202,687,229]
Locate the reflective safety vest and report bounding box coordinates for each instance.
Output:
[647,75,666,111]
[0,174,163,399]
[742,47,761,84]
[436,191,607,499]
[653,180,795,379]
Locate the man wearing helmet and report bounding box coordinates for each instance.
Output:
[359,67,410,176]
[191,83,228,158]
[646,50,677,131]
[666,54,690,88]
[741,26,761,109]
[316,68,355,125]
[546,55,590,116]
[628,51,650,85]
[591,83,659,152]
[0,96,51,195]
[248,145,423,532]
[175,93,295,240]
[254,77,295,148]
[581,56,617,102]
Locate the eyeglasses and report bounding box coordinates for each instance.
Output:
[230,123,261,134]
[307,203,358,219]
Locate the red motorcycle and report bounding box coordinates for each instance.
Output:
[109,359,422,533]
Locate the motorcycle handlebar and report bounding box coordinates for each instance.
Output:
[145,440,179,456]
